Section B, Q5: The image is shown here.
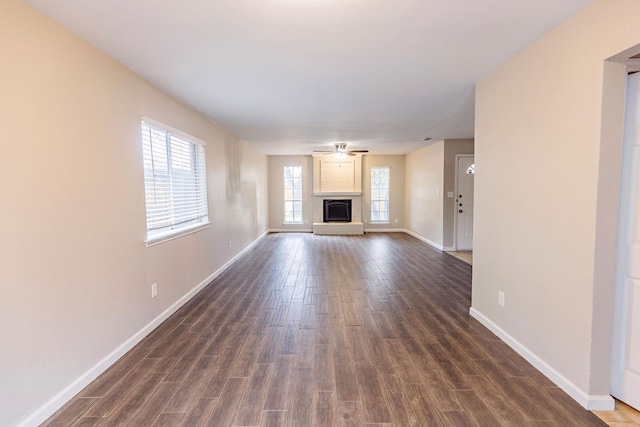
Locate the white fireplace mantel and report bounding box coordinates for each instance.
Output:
[313,192,361,197]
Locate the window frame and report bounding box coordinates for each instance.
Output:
[141,118,210,246]
[283,165,303,224]
[370,166,390,224]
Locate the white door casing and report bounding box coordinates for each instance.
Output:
[456,155,474,251]
[612,72,640,411]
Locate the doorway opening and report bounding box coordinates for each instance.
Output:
[610,68,640,413]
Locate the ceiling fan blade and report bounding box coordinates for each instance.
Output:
[313,146,369,155]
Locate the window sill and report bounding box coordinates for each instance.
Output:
[369,221,391,225]
[283,222,305,225]
[146,222,211,247]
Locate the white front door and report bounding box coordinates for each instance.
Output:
[612,72,640,411]
[456,155,474,251]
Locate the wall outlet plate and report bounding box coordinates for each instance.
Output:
[498,291,505,307]
[151,283,158,298]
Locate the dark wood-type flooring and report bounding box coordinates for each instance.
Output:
[44,232,605,426]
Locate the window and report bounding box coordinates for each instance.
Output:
[371,166,390,223]
[141,120,209,245]
[283,166,303,224]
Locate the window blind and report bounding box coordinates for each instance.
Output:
[142,121,208,240]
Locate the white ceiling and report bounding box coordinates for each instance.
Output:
[26,0,593,155]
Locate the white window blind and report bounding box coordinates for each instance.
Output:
[142,121,209,243]
[371,166,390,223]
[283,166,303,223]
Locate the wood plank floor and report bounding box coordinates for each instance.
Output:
[594,400,640,426]
[43,233,605,426]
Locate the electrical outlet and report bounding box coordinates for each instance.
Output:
[228,240,232,248]
[498,291,505,307]
[394,218,399,224]
[151,283,158,298]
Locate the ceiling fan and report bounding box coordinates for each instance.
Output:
[313,143,369,158]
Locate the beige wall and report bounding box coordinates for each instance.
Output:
[443,139,474,249]
[405,142,444,247]
[0,1,268,425]
[473,0,640,405]
[403,140,472,248]
[267,156,314,231]
[362,155,405,230]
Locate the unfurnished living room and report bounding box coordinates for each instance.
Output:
[3,0,640,426]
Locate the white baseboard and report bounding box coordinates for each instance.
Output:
[268,228,313,233]
[469,307,615,411]
[443,246,456,251]
[364,228,405,233]
[18,232,268,427]
[403,229,444,250]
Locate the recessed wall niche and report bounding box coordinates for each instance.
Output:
[313,155,362,195]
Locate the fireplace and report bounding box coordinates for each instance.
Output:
[323,199,352,223]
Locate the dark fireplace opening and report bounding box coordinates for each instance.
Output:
[323,199,352,223]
